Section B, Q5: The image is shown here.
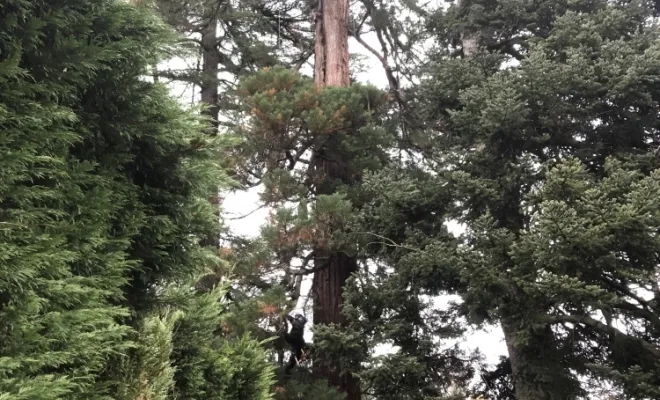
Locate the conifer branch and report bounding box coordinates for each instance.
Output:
[552,313,660,358]
[358,231,426,253]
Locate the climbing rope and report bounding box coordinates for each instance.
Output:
[277,7,282,47]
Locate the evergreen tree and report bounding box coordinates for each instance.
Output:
[353,0,660,397]
[0,1,148,397]
[145,0,429,396]
[511,156,660,399]
[147,0,314,124]
[343,167,477,399]
[169,285,275,400]
[228,65,392,398]
[0,1,274,399]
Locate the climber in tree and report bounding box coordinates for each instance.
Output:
[284,313,307,373]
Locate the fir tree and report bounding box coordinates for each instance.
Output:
[512,156,660,399]
[355,0,660,397]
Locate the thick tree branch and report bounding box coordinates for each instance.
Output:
[352,32,405,104]
[551,313,660,358]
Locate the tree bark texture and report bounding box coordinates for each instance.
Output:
[312,1,360,398]
[312,252,360,398]
[200,15,220,249]
[200,16,220,132]
[501,317,579,399]
[314,0,350,87]
[311,143,362,400]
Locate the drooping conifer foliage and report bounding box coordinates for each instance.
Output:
[0,1,273,399]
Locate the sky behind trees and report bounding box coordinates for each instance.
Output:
[154,18,508,371]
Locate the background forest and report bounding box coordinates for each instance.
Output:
[2,0,660,399]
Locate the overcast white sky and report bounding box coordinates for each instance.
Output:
[159,7,508,370]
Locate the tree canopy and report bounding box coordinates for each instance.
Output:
[3,0,660,399]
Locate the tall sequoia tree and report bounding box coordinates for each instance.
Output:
[225,0,383,398]
[144,2,381,398]
[233,64,391,399]
[310,0,360,397]
[227,2,447,397]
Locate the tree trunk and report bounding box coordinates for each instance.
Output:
[312,1,360,398]
[200,15,220,128]
[457,0,479,57]
[312,252,361,398]
[461,32,479,57]
[314,0,350,87]
[501,317,579,400]
[200,14,220,249]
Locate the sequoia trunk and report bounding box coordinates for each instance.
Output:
[314,0,350,87]
[312,1,361,398]
[311,252,360,398]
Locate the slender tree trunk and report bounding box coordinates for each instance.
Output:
[312,1,360,398]
[200,15,220,132]
[457,0,479,57]
[200,14,220,249]
[461,33,479,57]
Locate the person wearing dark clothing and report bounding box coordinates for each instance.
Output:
[284,313,307,373]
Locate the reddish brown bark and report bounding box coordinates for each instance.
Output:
[312,253,361,399]
[312,1,360,398]
[314,0,350,87]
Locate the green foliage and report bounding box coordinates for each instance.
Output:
[353,0,660,397]
[0,0,166,397]
[234,66,391,198]
[0,1,273,399]
[226,66,395,397]
[229,66,393,306]
[170,286,275,400]
[147,0,314,119]
[510,157,660,398]
[271,376,346,400]
[114,311,181,400]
